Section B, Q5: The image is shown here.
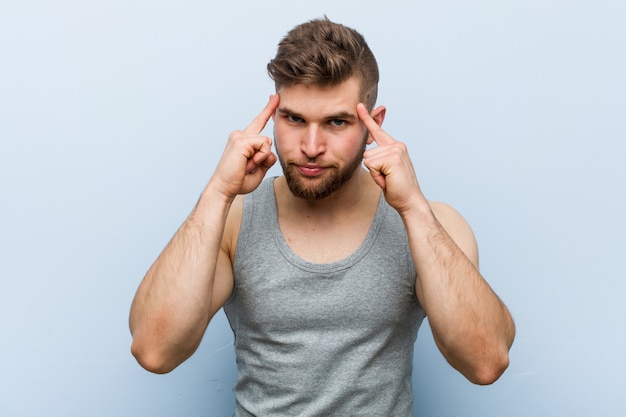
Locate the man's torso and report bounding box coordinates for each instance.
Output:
[223,177,424,417]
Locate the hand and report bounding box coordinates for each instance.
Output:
[357,103,425,213]
[211,95,280,199]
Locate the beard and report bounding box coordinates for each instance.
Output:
[278,142,366,200]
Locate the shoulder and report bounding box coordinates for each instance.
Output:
[428,201,466,227]
[428,201,480,268]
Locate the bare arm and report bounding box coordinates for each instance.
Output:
[129,95,280,373]
[358,103,515,385]
[403,201,515,385]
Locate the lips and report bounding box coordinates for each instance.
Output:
[297,164,327,177]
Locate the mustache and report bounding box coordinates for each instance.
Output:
[286,158,338,169]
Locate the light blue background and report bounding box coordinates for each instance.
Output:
[1,1,625,416]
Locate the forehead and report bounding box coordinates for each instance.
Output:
[277,77,361,118]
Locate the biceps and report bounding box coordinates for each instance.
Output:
[433,203,480,269]
[452,225,479,269]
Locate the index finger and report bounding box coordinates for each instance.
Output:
[356,103,395,146]
[244,94,280,134]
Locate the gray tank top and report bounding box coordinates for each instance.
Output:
[224,178,425,417]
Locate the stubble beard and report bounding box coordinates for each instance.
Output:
[278,143,366,201]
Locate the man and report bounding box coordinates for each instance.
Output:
[130,17,515,416]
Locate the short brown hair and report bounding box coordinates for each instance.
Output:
[267,17,379,109]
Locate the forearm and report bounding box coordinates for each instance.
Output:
[402,201,515,384]
[129,96,278,373]
[129,183,232,373]
[357,103,514,383]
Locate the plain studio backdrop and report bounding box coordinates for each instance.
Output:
[1,1,625,416]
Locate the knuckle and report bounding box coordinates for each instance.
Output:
[228,129,243,140]
[229,130,251,145]
[392,142,407,153]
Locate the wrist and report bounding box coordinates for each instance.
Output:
[193,180,236,218]
[398,196,440,233]
[202,178,237,206]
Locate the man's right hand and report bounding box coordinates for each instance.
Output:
[210,94,280,199]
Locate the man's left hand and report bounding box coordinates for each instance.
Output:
[357,103,425,214]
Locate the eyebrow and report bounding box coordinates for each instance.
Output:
[278,107,358,121]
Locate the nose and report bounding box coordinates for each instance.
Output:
[301,125,325,158]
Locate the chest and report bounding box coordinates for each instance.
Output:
[232,237,420,334]
[279,218,371,263]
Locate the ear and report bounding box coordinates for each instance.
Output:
[371,105,386,126]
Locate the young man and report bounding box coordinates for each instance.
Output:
[130,17,515,416]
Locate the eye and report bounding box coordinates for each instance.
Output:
[287,115,304,123]
[329,119,347,127]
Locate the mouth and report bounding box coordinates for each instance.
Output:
[297,164,328,177]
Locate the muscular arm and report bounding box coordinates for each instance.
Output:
[403,200,515,385]
[128,188,237,374]
[358,103,515,384]
[129,95,279,373]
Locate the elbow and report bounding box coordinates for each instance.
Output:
[435,330,513,385]
[131,338,178,374]
[129,318,204,374]
[468,351,510,385]
[467,319,516,385]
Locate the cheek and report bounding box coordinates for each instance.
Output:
[273,124,293,156]
[273,118,290,138]
[273,124,284,146]
[273,122,285,138]
[273,122,302,147]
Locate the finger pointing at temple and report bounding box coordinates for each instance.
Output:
[244,94,281,134]
[356,103,393,146]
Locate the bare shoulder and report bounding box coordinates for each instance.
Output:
[428,201,480,267]
[428,201,469,230]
